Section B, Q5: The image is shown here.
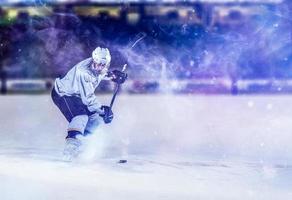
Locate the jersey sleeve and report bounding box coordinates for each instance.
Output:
[78,72,102,113]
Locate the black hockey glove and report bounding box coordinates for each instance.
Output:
[108,70,128,84]
[99,105,113,124]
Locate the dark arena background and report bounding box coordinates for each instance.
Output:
[0,1,292,200]
[0,0,291,94]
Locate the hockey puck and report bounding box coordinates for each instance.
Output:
[118,159,127,163]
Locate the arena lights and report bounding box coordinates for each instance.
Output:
[0,0,284,4]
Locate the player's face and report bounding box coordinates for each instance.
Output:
[92,62,106,73]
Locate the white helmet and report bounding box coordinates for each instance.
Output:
[92,47,111,68]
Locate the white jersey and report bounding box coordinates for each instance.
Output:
[54,57,108,113]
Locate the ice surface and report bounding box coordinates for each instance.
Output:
[0,94,292,200]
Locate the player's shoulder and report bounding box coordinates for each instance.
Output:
[76,58,94,82]
[75,57,92,69]
[75,58,91,73]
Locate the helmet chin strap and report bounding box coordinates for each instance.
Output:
[101,67,108,74]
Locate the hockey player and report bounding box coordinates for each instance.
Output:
[51,47,127,160]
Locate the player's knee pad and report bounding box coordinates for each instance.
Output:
[84,113,102,136]
[68,115,89,134]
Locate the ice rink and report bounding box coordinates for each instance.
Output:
[0,94,292,200]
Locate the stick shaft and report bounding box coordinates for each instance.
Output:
[110,84,120,108]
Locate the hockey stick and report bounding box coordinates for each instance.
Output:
[109,33,146,164]
[109,64,127,164]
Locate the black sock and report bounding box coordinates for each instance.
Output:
[66,130,82,139]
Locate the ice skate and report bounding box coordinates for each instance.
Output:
[63,137,82,162]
